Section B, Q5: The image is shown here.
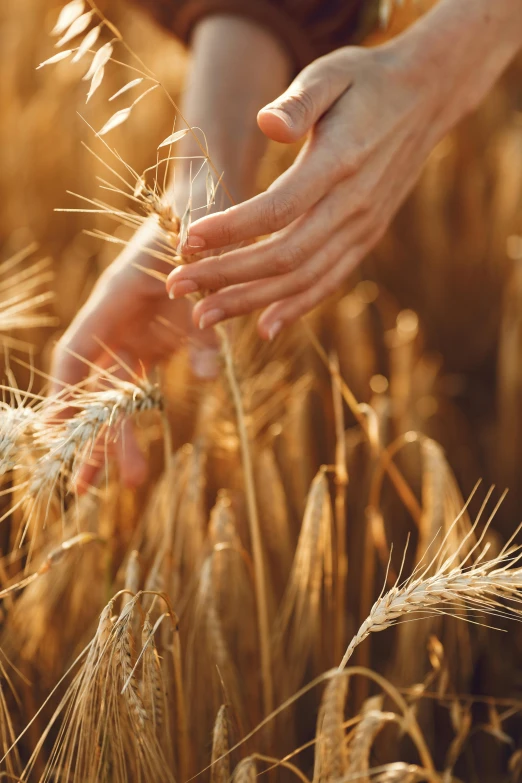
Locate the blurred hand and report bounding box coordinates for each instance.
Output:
[50,214,219,490]
[166,43,448,340]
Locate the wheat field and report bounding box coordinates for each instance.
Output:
[0,0,521,780]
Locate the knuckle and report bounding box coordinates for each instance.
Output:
[211,209,235,245]
[282,87,316,123]
[356,193,372,215]
[318,139,365,181]
[341,143,367,176]
[211,270,231,291]
[263,192,300,230]
[297,265,322,293]
[273,244,306,275]
[234,291,255,315]
[218,222,234,246]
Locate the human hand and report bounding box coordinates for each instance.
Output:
[166,42,449,340]
[50,214,219,490]
[50,11,291,491]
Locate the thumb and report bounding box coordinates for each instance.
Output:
[257,55,351,143]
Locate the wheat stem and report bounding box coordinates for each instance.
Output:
[250,753,311,783]
[330,351,348,664]
[305,325,422,525]
[85,0,234,205]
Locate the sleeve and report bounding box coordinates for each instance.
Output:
[132,0,378,72]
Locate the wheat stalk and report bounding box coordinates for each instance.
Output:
[18,591,177,782]
[0,402,40,478]
[46,0,273,713]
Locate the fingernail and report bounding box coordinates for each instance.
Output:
[191,348,220,380]
[199,308,224,330]
[185,235,206,251]
[170,279,199,299]
[268,320,283,341]
[266,107,293,128]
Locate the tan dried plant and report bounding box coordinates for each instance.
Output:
[39,0,273,711]
[0,244,56,342]
[15,590,179,782]
[41,0,275,718]
[1,496,107,679]
[346,696,397,783]
[313,673,349,783]
[210,705,231,783]
[0,362,163,559]
[340,494,522,669]
[272,467,334,697]
[6,2,522,781]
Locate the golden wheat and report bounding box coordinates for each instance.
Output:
[0,2,520,781]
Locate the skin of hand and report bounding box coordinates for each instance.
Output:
[167,0,522,341]
[50,14,291,491]
[49,214,220,491]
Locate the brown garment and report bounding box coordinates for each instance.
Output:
[132,0,379,71]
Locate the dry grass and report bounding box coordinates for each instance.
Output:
[0,1,519,781]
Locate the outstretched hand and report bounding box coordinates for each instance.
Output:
[50,216,219,490]
[166,43,444,339]
[49,11,292,492]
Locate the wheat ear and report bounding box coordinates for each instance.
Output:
[210,705,230,783]
[313,673,349,783]
[339,510,522,670]
[233,757,257,783]
[218,325,273,717]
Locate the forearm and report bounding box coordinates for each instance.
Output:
[173,15,292,204]
[387,0,522,134]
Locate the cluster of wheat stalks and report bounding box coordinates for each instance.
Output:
[0,0,520,781]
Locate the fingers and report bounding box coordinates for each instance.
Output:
[167,175,369,299]
[183,54,355,254]
[189,215,375,333]
[257,242,369,338]
[257,53,352,143]
[184,130,343,254]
